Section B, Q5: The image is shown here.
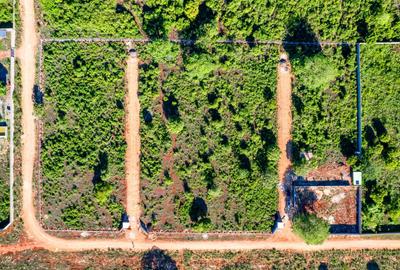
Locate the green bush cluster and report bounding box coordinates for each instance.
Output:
[138,42,279,232]
[0,179,9,225]
[39,0,400,41]
[290,45,357,175]
[0,0,12,26]
[38,0,142,38]
[360,44,400,232]
[292,213,330,245]
[40,42,127,230]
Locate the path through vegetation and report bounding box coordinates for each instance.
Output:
[125,52,141,236]
[277,53,292,220]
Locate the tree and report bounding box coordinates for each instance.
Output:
[292,213,330,245]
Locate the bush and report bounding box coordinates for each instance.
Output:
[361,44,400,232]
[292,213,330,245]
[40,42,127,229]
[138,43,279,232]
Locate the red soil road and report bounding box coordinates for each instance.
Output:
[125,54,142,235]
[277,53,292,218]
[6,0,400,253]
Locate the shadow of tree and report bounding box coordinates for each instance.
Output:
[0,63,8,85]
[283,17,322,59]
[180,2,216,40]
[92,152,109,185]
[367,260,380,270]
[141,247,177,270]
[33,85,44,105]
[318,262,328,270]
[190,197,208,222]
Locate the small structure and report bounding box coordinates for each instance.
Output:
[272,213,285,233]
[129,48,137,58]
[0,122,7,139]
[300,151,313,161]
[0,30,6,39]
[353,171,362,186]
[121,213,130,229]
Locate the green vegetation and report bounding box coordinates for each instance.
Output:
[38,1,400,41]
[0,0,12,26]
[0,179,9,226]
[40,42,127,230]
[138,42,279,232]
[38,0,142,38]
[292,213,330,245]
[290,45,357,175]
[1,248,400,269]
[360,44,400,232]
[0,44,10,228]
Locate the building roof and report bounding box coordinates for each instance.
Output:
[0,125,7,137]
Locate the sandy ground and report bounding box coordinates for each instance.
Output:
[125,55,142,237]
[20,0,40,243]
[7,0,400,253]
[0,50,10,59]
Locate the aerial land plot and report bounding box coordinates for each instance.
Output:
[0,0,12,27]
[38,1,400,41]
[294,185,358,233]
[289,44,357,179]
[360,44,400,232]
[0,32,10,228]
[40,42,127,230]
[38,0,142,38]
[137,42,279,232]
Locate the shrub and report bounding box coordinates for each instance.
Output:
[292,213,330,245]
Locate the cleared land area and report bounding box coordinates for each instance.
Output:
[38,0,142,38]
[39,42,128,230]
[138,42,279,232]
[288,44,357,178]
[360,44,400,232]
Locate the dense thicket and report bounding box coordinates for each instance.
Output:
[39,0,400,42]
[40,42,127,229]
[38,0,142,38]
[360,45,400,232]
[290,45,357,174]
[138,42,279,232]
[0,0,12,26]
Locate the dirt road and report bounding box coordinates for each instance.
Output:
[277,53,292,218]
[11,0,400,253]
[20,0,40,243]
[125,54,141,235]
